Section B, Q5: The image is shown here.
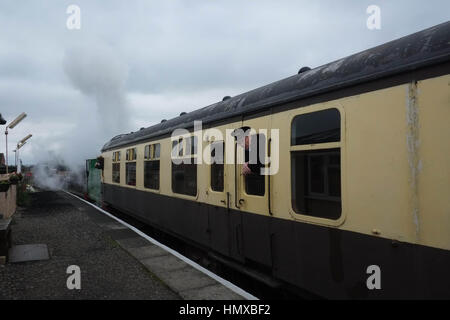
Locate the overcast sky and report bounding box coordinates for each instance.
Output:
[0,0,448,167]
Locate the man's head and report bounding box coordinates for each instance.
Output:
[236,135,250,149]
[231,126,251,149]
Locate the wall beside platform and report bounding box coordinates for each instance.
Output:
[0,176,16,219]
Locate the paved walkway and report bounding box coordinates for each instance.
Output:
[0,190,246,300]
[0,191,179,300]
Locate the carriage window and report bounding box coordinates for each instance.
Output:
[172,159,197,196]
[186,136,197,156]
[144,145,151,159]
[178,138,184,156]
[126,148,137,161]
[172,140,178,157]
[211,141,224,192]
[291,108,340,145]
[154,143,160,158]
[144,143,160,190]
[126,162,136,186]
[112,163,120,183]
[245,134,265,196]
[291,109,341,220]
[291,150,341,219]
[125,147,137,186]
[113,151,121,162]
[144,160,159,190]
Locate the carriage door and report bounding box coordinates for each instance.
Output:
[234,116,273,267]
[206,137,238,259]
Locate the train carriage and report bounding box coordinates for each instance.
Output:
[99,22,450,299]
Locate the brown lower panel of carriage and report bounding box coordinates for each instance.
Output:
[102,183,450,299]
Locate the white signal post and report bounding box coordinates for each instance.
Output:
[15,134,32,173]
[5,112,27,174]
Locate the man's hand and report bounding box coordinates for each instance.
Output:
[242,162,252,175]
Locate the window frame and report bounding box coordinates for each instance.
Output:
[210,140,225,193]
[243,133,266,197]
[124,147,137,186]
[126,148,137,161]
[125,161,137,186]
[171,135,198,198]
[111,151,121,184]
[289,106,346,227]
[144,143,161,191]
[112,162,121,184]
[305,151,341,201]
[172,140,179,158]
[186,136,198,156]
[112,151,121,162]
[171,158,198,197]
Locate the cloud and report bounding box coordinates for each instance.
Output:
[128,87,246,129]
[0,0,448,168]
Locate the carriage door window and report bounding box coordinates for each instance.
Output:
[245,134,265,196]
[126,148,137,186]
[112,151,121,183]
[291,108,341,219]
[144,143,160,190]
[172,136,197,196]
[211,141,224,192]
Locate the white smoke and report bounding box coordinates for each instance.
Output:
[31,151,86,192]
[63,44,130,133]
[29,44,132,191]
[31,163,65,191]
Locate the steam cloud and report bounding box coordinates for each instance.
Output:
[29,45,132,191]
[31,152,85,192]
[63,45,130,133]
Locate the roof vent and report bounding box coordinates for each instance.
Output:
[140,127,145,130]
[222,96,231,101]
[298,66,311,74]
[180,112,187,116]
[161,119,167,123]
[111,134,125,141]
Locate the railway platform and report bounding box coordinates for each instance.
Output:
[0,190,249,300]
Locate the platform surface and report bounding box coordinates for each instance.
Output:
[8,244,49,263]
[0,191,179,300]
[0,190,248,300]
